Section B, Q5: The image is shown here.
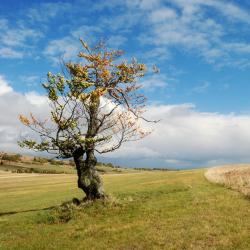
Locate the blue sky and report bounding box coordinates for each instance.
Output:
[1,0,250,168]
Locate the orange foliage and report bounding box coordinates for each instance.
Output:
[19,115,30,126]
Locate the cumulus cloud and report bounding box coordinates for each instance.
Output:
[0,77,248,168]
[0,87,250,168]
[104,104,250,168]
[25,91,48,106]
[0,87,50,154]
[2,86,250,169]
[0,75,13,96]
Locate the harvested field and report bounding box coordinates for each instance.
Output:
[205,164,250,196]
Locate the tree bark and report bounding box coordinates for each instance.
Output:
[73,147,105,200]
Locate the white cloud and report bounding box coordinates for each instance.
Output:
[0,90,50,154]
[27,2,71,22]
[143,47,171,61]
[105,104,250,168]
[224,43,250,54]
[44,37,80,64]
[139,4,222,61]
[0,18,43,59]
[125,0,162,10]
[1,28,42,47]
[135,0,250,67]
[19,75,40,87]
[2,90,250,168]
[140,74,168,90]
[0,18,8,30]
[107,35,127,48]
[206,0,250,24]
[0,47,23,59]
[190,82,210,94]
[171,0,250,24]
[0,75,13,96]
[71,25,102,40]
[44,25,123,63]
[94,0,162,11]
[101,11,142,32]
[44,23,104,63]
[150,7,177,23]
[25,91,48,107]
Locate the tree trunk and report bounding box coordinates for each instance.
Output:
[73,147,105,200]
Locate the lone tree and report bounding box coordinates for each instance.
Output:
[19,40,154,200]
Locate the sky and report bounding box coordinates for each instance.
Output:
[0,0,250,169]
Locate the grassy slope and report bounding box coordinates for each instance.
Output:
[0,162,76,174]
[0,169,250,250]
[0,161,129,175]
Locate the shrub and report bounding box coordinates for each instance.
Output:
[48,159,59,165]
[48,159,65,165]
[2,153,22,162]
[33,157,48,164]
[69,159,75,166]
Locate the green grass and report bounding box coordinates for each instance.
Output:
[0,169,250,249]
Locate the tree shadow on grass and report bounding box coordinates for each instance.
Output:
[0,198,84,218]
[0,206,56,217]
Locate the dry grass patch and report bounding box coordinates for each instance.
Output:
[205,164,250,196]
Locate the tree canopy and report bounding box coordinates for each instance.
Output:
[19,39,154,199]
[19,40,152,158]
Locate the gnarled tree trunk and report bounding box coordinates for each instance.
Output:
[73,147,105,200]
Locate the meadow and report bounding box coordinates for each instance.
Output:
[0,168,250,250]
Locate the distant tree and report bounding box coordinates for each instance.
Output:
[33,157,48,164]
[0,152,4,165]
[68,159,75,167]
[2,153,22,162]
[19,39,155,201]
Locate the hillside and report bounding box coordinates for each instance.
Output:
[0,169,250,249]
[0,153,132,175]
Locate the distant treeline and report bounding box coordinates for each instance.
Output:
[132,167,171,171]
[0,153,171,171]
[97,162,121,169]
[0,153,122,169]
[33,157,72,166]
[0,153,22,163]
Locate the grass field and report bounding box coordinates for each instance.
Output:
[0,169,250,249]
[205,164,250,196]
